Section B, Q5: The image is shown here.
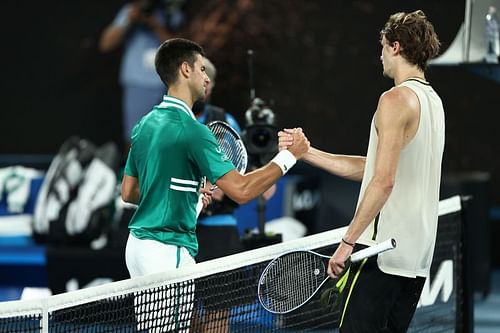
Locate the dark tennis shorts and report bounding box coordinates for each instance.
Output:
[195,225,243,262]
[195,225,245,311]
[340,254,426,333]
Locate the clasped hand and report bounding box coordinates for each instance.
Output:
[277,128,310,159]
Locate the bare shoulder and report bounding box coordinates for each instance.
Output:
[378,87,418,111]
[376,87,419,125]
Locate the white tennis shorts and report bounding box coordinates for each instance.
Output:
[125,233,196,332]
[125,233,196,278]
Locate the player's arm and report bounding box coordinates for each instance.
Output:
[216,130,309,205]
[121,174,140,204]
[329,88,415,277]
[278,131,366,181]
[343,90,409,242]
[304,148,365,181]
[215,165,283,205]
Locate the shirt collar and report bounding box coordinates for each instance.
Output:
[161,95,196,120]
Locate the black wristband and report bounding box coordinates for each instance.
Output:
[342,238,355,247]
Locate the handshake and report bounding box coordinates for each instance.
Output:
[264,128,311,176]
[277,128,310,159]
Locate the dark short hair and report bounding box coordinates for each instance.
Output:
[381,10,440,71]
[155,38,205,86]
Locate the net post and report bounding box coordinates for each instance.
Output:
[41,298,48,333]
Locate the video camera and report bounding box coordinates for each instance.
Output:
[241,98,278,168]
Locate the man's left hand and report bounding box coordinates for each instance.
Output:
[328,242,353,279]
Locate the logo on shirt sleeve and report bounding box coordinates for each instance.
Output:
[216,147,230,162]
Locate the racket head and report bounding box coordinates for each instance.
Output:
[206,121,248,175]
[257,239,397,314]
[257,250,331,314]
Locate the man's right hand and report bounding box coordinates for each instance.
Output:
[278,128,310,159]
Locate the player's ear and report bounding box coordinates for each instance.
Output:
[180,62,191,78]
[392,41,402,54]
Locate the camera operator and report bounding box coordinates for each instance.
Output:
[240,98,279,245]
[99,0,185,150]
[192,57,244,263]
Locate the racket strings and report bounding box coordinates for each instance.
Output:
[259,252,327,313]
[210,123,247,173]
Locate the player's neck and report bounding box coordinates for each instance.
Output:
[394,66,426,86]
[167,86,194,108]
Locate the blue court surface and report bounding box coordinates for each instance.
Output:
[475,270,500,333]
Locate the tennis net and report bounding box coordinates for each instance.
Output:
[0,196,465,332]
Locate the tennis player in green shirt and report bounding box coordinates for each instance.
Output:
[121,38,309,278]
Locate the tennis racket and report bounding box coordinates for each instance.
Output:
[196,121,248,216]
[258,238,396,314]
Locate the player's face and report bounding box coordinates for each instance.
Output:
[380,36,394,79]
[190,54,210,102]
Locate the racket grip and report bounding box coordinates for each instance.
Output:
[195,195,204,218]
[350,238,396,263]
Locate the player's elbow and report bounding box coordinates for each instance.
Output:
[233,197,250,205]
[222,184,253,205]
[121,183,139,204]
[121,192,130,202]
[373,176,395,194]
[121,191,135,204]
[229,190,253,205]
[216,172,254,204]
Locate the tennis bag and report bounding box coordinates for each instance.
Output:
[33,137,120,246]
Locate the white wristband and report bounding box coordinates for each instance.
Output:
[271,150,297,175]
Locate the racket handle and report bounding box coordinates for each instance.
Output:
[195,195,204,218]
[350,238,396,263]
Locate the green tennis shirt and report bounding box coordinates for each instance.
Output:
[124,95,235,256]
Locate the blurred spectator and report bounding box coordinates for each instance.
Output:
[485,5,500,63]
[99,0,185,145]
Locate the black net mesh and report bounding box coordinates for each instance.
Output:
[408,211,462,332]
[0,314,42,333]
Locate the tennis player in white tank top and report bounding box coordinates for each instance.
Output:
[279,10,444,333]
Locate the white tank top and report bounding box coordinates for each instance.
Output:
[357,79,445,278]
